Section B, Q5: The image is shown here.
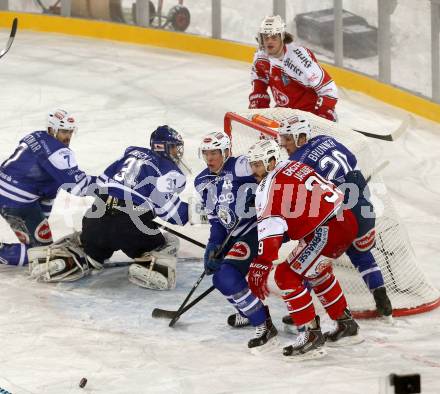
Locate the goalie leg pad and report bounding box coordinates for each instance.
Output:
[28,232,102,282]
[128,232,179,290]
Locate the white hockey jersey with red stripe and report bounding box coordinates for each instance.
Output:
[250,43,338,120]
[255,160,343,244]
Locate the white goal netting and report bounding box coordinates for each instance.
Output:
[224,108,440,318]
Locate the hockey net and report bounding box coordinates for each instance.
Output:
[224,108,440,318]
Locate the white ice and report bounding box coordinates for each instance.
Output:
[0,29,439,394]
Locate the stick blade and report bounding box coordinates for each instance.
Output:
[11,18,18,37]
[152,308,177,319]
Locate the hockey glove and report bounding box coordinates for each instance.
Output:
[249,92,270,109]
[204,243,222,275]
[248,260,273,300]
[314,97,337,122]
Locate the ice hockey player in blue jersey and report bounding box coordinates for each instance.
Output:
[0,109,95,266]
[28,125,189,290]
[194,131,278,350]
[278,114,392,318]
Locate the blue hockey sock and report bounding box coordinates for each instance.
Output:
[0,242,28,266]
[213,264,267,326]
[347,249,384,290]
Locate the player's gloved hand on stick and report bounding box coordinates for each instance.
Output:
[248,260,273,300]
[204,243,222,275]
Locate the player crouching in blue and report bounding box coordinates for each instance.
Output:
[194,131,277,350]
[278,114,392,319]
[0,109,95,266]
[28,126,189,289]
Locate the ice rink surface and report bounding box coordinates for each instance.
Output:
[0,29,439,393]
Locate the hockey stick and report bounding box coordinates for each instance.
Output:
[153,217,245,326]
[103,256,202,269]
[351,115,410,142]
[153,221,206,249]
[152,285,215,319]
[0,18,18,60]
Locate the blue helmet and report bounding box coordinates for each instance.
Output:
[150,125,184,162]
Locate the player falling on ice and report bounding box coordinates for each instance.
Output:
[249,15,338,121]
[246,139,363,359]
[194,131,278,350]
[0,109,94,266]
[28,126,188,290]
[278,114,393,320]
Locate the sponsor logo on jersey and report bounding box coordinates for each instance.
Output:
[288,226,328,275]
[353,228,376,252]
[14,230,29,245]
[293,49,312,68]
[283,58,304,77]
[35,220,53,243]
[226,241,251,261]
[271,87,289,106]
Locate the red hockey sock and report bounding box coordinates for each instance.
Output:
[275,262,316,326]
[311,272,347,320]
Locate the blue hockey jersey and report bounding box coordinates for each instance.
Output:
[289,135,358,184]
[194,156,257,245]
[0,131,94,208]
[96,146,188,226]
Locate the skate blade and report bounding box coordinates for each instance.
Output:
[249,337,280,355]
[283,347,327,361]
[326,333,364,347]
[283,324,298,335]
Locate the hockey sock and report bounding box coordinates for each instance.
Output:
[310,272,347,320]
[213,264,267,326]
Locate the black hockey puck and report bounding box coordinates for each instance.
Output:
[79,377,87,388]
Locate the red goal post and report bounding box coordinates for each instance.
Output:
[224,108,440,318]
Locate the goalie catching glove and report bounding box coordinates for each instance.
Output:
[28,232,103,282]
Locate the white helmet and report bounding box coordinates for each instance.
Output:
[199,131,231,162]
[47,109,77,136]
[278,114,312,147]
[247,139,281,171]
[259,15,286,45]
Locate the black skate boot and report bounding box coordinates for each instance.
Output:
[281,314,298,334]
[325,309,364,346]
[227,312,250,328]
[373,287,393,318]
[283,316,327,360]
[248,312,278,352]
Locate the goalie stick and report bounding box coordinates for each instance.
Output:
[0,18,18,60]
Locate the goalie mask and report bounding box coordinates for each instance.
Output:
[150,125,184,163]
[278,114,312,148]
[47,108,77,136]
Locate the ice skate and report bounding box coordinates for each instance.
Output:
[283,316,327,360]
[325,309,364,347]
[248,314,278,354]
[373,287,393,321]
[227,312,250,328]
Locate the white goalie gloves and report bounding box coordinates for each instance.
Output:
[28,232,103,282]
[128,232,179,290]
